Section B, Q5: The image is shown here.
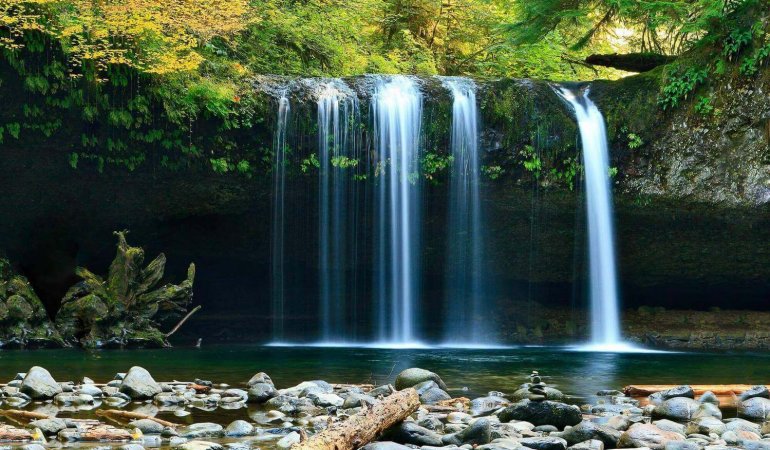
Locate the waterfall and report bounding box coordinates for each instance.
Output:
[271,91,290,342]
[441,77,486,344]
[317,81,360,342]
[372,76,423,345]
[559,87,627,351]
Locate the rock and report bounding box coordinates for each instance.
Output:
[181,423,224,439]
[663,442,701,450]
[309,392,344,407]
[619,424,686,450]
[520,436,569,450]
[685,417,726,436]
[725,418,760,434]
[119,444,146,450]
[561,421,622,447]
[447,412,472,424]
[649,387,694,406]
[77,384,103,397]
[29,418,67,435]
[740,387,770,402]
[247,383,277,403]
[607,416,632,431]
[653,398,713,422]
[224,420,254,437]
[472,396,510,416]
[569,440,605,450]
[129,419,165,435]
[536,425,559,433]
[369,384,396,397]
[418,416,445,432]
[277,432,301,448]
[395,368,448,391]
[20,367,62,399]
[743,442,770,450]
[120,367,162,400]
[498,400,582,429]
[175,441,223,450]
[654,420,686,436]
[739,398,770,421]
[698,392,719,405]
[53,393,94,405]
[360,442,411,450]
[513,386,566,402]
[222,389,248,402]
[343,392,376,408]
[21,445,47,450]
[388,421,444,446]
[443,418,492,446]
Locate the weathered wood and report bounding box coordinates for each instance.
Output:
[0,410,51,422]
[96,409,179,428]
[0,424,33,441]
[624,384,769,397]
[585,52,676,72]
[80,425,133,442]
[292,388,419,450]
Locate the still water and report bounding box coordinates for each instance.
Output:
[2,345,768,400]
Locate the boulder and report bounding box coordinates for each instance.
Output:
[724,418,760,434]
[569,440,605,450]
[20,367,62,399]
[224,420,254,437]
[394,368,448,391]
[698,392,719,405]
[360,442,411,450]
[247,383,277,403]
[342,392,376,409]
[414,380,451,404]
[175,441,223,450]
[120,367,162,400]
[520,436,569,450]
[387,421,444,446]
[29,418,67,435]
[739,386,770,402]
[663,442,701,450]
[653,420,686,436]
[181,423,224,439]
[513,386,566,402]
[618,424,685,450]
[498,400,582,429]
[472,396,511,416]
[653,398,719,422]
[685,417,725,436]
[561,421,622,447]
[648,386,694,406]
[128,419,165,435]
[738,397,770,421]
[443,418,492,446]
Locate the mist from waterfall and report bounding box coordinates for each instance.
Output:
[441,77,486,344]
[372,76,423,345]
[559,87,626,351]
[317,81,360,342]
[271,91,290,341]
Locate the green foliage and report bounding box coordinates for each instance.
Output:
[658,66,708,110]
[301,153,320,173]
[520,144,542,179]
[627,132,643,149]
[69,153,79,169]
[740,41,770,76]
[331,156,359,169]
[421,153,453,182]
[694,96,715,116]
[482,165,504,180]
[608,166,618,178]
[722,28,753,60]
[549,157,581,190]
[210,157,230,174]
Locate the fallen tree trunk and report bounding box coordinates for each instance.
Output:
[95,410,178,428]
[292,388,419,450]
[80,425,133,442]
[585,53,676,72]
[624,384,769,397]
[0,410,51,422]
[0,424,32,441]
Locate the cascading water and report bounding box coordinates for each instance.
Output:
[271,91,290,342]
[559,87,630,351]
[372,76,423,346]
[317,81,360,342]
[440,77,486,344]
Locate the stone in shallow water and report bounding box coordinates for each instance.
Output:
[128,419,165,435]
[472,396,510,416]
[649,386,694,406]
[20,366,62,399]
[618,423,685,450]
[247,372,273,387]
[224,420,254,437]
[653,398,713,422]
[725,418,760,434]
[443,418,492,446]
[360,442,411,450]
[181,423,224,439]
[369,385,395,397]
[395,368,448,391]
[653,420,686,436]
[248,383,277,403]
[520,436,569,450]
[387,421,444,446]
[739,397,770,421]
[277,432,301,448]
[663,442,701,450]
[569,439,604,450]
[175,440,223,450]
[561,421,622,447]
[343,392,376,409]
[685,417,726,436]
[29,419,66,436]
[120,366,162,400]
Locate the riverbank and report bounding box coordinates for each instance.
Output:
[2,365,770,450]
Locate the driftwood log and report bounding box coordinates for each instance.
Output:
[292,388,419,450]
[80,425,133,442]
[0,424,33,441]
[624,384,769,406]
[0,410,51,422]
[96,410,179,428]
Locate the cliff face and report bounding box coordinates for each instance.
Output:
[0,66,769,344]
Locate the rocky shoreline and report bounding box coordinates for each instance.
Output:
[1,366,770,450]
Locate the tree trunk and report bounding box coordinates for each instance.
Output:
[292,388,420,450]
[585,53,676,72]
